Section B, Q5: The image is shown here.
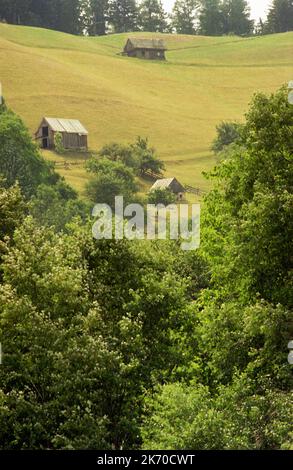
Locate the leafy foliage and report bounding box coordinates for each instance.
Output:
[85,157,139,208]
[0,87,292,450]
[0,109,56,198]
[171,0,199,34]
[97,142,138,169]
[202,87,293,306]
[138,0,168,32]
[54,132,65,154]
[211,120,243,153]
[29,182,90,231]
[148,188,177,205]
[141,86,293,449]
[266,0,293,33]
[132,137,165,176]
[142,377,293,450]
[108,0,138,32]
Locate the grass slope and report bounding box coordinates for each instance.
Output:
[0,24,292,193]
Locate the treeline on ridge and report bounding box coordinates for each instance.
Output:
[0,0,292,37]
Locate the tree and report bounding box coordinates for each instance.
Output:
[0,0,32,25]
[54,132,65,154]
[148,188,177,205]
[0,96,7,114]
[81,0,109,35]
[198,0,224,36]
[211,121,243,153]
[265,0,293,33]
[108,0,138,32]
[0,109,55,198]
[0,182,26,272]
[29,182,90,232]
[56,0,83,34]
[138,0,168,32]
[85,157,138,208]
[131,137,165,176]
[0,0,83,34]
[141,87,293,451]
[220,0,254,36]
[254,17,265,36]
[97,142,138,168]
[142,375,293,449]
[171,0,199,34]
[202,87,293,306]
[0,218,114,449]
[0,212,203,448]
[84,235,199,446]
[28,0,58,28]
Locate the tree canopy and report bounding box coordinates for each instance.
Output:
[0,87,292,450]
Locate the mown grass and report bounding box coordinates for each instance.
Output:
[0,23,292,193]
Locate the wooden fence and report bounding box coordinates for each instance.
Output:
[143,170,207,196]
[51,160,86,169]
[51,163,207,196]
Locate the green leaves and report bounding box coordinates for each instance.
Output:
[0,109,56,198]
[86,157,139,209]
[141,86,293,450]
[211,121,243,153]
[142,375,293,450]
[0,86,292,450]
[201,87,293,305]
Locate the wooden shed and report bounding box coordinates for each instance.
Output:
[123,38,167,60]
[150,177,185,200]
[35,117,88,150]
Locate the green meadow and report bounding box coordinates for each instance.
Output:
[0,23,292,193]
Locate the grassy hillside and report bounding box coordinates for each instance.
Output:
[0,24,292,193]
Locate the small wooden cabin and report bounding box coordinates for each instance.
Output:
[35,117,88,150]
[150,177,185,200]
[123,38,167,60]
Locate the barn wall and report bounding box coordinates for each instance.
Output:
[61,132,87,150]
[148,50,165,60]
[36,121,88,150]
[126,48,165,60]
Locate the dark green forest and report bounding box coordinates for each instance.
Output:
[0,87,292,449]
[0,0,292,36]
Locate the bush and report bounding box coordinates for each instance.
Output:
[148,188,177,205]
[211,121,243,153]
[85,157,138,209]
[0,110,54,197]
[54,132,65,154]
[142,376,293,450]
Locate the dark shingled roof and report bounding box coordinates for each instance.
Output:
[124,38,167,51]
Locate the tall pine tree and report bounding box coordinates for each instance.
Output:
[56,0,82,34]
[254,17,265,35]
[81,0,109,35]
[266,0,293,33]
[198,0,224,36]
[171,0,199,34]
[108,0,138,32]
[138,0,168,32]
[0,0,82,34]
[220,0,253,36]
[0,0,33,25]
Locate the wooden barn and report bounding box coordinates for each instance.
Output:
[35,117,88,150]
[150,177,185,200]
[123,38,167,60]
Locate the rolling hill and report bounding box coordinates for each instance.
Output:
[0,23,292,193]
